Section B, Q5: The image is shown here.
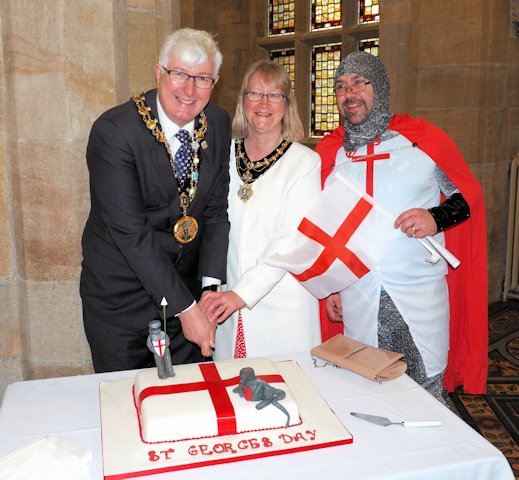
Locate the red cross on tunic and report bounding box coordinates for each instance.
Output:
[293,196,373,282]
[350,139,390,196]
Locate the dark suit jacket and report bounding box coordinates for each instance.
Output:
[80,89,232,331]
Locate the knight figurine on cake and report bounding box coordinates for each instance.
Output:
[147,316,175,379]
[151,297,175,379]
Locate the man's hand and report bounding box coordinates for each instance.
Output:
[326,293,343,322]
[178,303,215,357]
[199,290,246,324]
[394,208,437,238]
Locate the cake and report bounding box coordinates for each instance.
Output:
[100,358,353,479]
[133,358,301,443]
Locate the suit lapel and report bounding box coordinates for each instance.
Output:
[140,91,180,199]
[139,91,218,214]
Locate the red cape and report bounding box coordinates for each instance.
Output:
[315,114,488,394]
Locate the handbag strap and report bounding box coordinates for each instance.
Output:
[311,354,384,383]
[311,355,339,369]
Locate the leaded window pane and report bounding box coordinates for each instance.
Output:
[311,0,342,30]
[359,37,379,56]
[270,49,296,89]
[263,1,381,138]
[269,0,296,36]
[358,0,380,24]
[311,43,341,137]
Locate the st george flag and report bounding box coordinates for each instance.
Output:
[265,172,400,299]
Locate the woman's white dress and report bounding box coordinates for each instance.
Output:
[212,140,322,360]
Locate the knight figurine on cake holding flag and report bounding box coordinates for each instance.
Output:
[146,297,175,379]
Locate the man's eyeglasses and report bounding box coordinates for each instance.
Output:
[160,66,215,89]
[334,79,372,96]
[244,91,286,103]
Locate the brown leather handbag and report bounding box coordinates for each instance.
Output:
[311,334,407,383]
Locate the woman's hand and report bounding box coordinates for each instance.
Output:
[325,293,343,322]
[199,290,246,324]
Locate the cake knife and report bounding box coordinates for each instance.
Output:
[350,412,442,427]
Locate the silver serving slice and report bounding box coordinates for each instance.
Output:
[350,412,442,427]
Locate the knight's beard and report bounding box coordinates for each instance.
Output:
[340,98,370,125]
[342,99,392,152]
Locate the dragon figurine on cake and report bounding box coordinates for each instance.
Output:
[233,366,290,427]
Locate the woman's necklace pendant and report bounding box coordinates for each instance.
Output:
[238,182,253,202]
[234,138,290,203]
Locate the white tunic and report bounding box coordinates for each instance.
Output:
[213,141,322,360]
[334,133,449,377]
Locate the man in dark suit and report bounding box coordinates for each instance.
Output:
[80,28,232,372]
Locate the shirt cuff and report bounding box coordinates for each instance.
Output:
[202,276,222,288]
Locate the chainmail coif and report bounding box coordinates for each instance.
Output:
[335,51,393,152]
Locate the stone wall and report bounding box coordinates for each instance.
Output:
[382,0,519,302]
[0,0,518,400]
[0,0,177,399]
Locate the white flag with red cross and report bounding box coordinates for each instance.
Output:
[265,172,400,299]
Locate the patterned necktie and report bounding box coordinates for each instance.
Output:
[233,310,247,359]
[174,129,193,184]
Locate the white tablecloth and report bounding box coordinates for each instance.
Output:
[0,352,514,480]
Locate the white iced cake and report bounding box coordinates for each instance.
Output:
[133,358,301,443]
[100,358,353,478]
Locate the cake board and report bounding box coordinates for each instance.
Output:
[100,359,353,479]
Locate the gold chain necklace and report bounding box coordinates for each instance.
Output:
[133,92,208,243]
[236,138,290,202]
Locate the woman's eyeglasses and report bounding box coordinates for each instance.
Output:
[244,91,286,103]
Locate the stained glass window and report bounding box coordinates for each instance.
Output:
[311,43,342,137]
[270,49,296,89]
[263,1,381,138]
[311,0,342,30]
[358,0,380,24]
[269,0,296,36]
[359,37,379,56]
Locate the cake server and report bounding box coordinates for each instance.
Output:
[350,412,442,427]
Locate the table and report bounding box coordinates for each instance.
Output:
[0,352,514,480]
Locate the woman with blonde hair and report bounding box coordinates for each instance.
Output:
[200,60,322,359]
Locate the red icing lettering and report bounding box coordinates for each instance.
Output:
[197,444,212,456]
[248,438,261,448]
[237,439,251,449]
[236,438,261,450]
[147,448,174,462]
[148,450,160,462]
[187,437,272,456]
[212,443,237,454]
[261,437,273,447]
[187,444,211,456]
[161,448,175,460]
[279,430,317,444]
